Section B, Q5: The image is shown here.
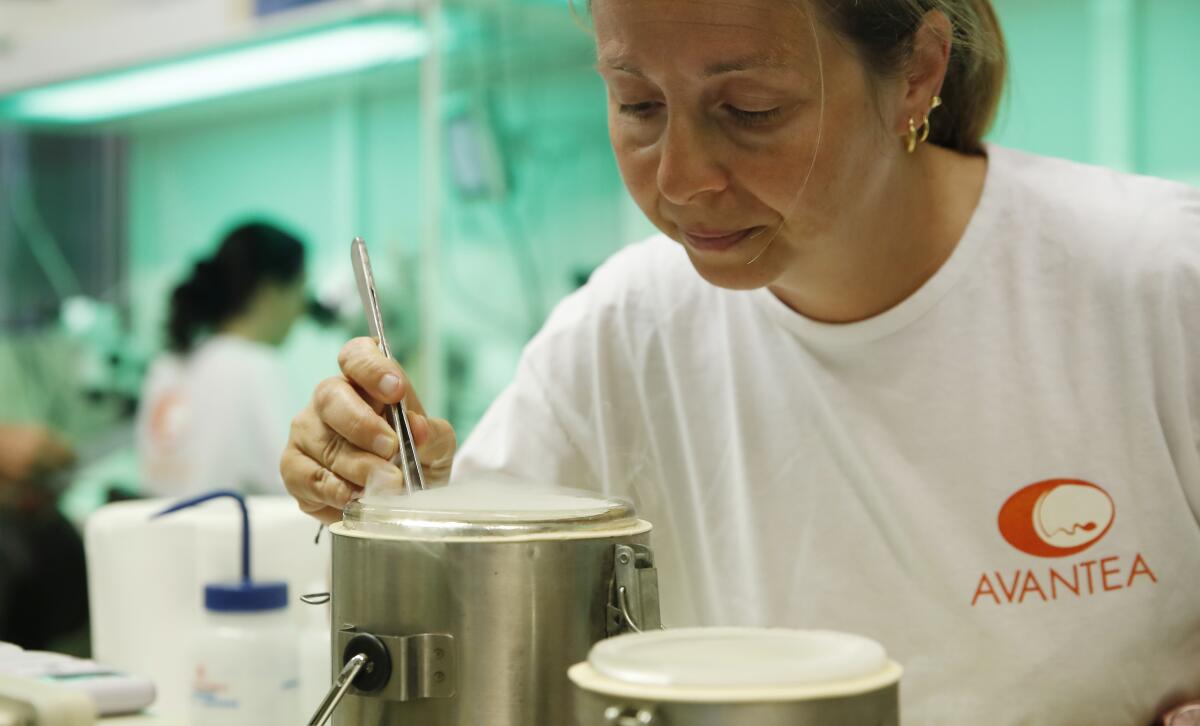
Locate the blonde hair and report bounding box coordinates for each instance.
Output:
[814,0,1007,154]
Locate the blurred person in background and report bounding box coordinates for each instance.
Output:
[137,221,308,497]
[0,422,88,650]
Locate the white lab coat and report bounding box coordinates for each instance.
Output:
[137,334,290,497]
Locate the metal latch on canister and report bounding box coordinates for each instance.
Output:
[608,544,662,636]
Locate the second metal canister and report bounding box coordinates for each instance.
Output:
[569,627,902,726]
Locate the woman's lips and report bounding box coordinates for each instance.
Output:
[682,227,762,252]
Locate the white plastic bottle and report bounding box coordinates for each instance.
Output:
[191,581,298,726]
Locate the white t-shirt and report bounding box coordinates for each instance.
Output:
[455,145,1200,725]
[137,335,290,497]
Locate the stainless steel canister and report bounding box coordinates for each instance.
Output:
[321,485,660,726]
[569,628,902,726]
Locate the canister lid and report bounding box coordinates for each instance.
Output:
[340,479,644,539]
[582,628,896,696]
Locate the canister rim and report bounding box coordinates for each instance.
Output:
[329,518,653,542]
[340,481,645,538]
[571,627,902,702]
[567,659,902,704]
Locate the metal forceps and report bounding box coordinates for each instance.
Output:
[352,237,427,495]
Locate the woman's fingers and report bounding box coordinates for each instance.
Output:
[337,337,425,413]
[291,406,406,491]
[279,444,359,516]
[297,498,347,526]
[282,339,460,524]
[350,381,386,416]
[312,376,398,460]
[407,411,457,485]
[308,508,343,525]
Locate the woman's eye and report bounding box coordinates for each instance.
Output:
[618,102,661,119]
[725,105,784,126]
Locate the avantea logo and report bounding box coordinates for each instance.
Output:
[998,479,1115,557]
[971,478,1156,607]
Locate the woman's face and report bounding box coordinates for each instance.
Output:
[263,274,308,346]
[593,0,901,291]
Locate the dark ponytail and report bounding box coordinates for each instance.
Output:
[815,0,1007,155]
[167,221,306,353]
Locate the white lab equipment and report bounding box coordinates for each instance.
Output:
[84,495,330,720]
[0,641,155,718]
[154,492,298,726]
[0,672,94,726]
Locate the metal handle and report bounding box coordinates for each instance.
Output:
[300,592,330,605]
[307,653,367,726]
[605,705,657,725]
[617,586,645,633]
[608,544,662,636]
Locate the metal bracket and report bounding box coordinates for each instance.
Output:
[337,627,457,703]
[607,543,662,636]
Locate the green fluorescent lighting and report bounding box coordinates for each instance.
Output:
[3,18,426,123]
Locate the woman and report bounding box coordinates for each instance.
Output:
[139,221,308,497]
[279,1,1200,722]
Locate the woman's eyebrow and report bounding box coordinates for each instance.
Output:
[597,59,647,77]
[701,56,788,77]
[597,55,788,78]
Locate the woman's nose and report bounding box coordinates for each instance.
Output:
[656,116,728,205]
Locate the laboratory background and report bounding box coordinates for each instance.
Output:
[0,0,1197,724]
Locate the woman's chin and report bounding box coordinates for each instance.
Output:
[684,247,780,291]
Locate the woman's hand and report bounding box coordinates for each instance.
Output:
[280,337,457,523]
[1162,701,1200,725]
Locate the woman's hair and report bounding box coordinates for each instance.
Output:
[814,0,1007,154]
[167,221,306,353]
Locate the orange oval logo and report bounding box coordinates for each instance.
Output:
[998,479,1115,558]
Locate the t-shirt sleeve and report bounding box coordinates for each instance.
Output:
[1155,186,1200,511]
[452,351,599,491]
[453,236,676,498]
[453,294,603,492]
[1182,196,1200,461]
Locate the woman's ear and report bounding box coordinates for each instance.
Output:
[896,10,953,134]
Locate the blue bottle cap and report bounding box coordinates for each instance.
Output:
[204,581,289,613]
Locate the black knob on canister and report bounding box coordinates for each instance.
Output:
[342,633,392,693]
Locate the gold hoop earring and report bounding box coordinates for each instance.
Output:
[904,95,943,154]
[920,95,942,143]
